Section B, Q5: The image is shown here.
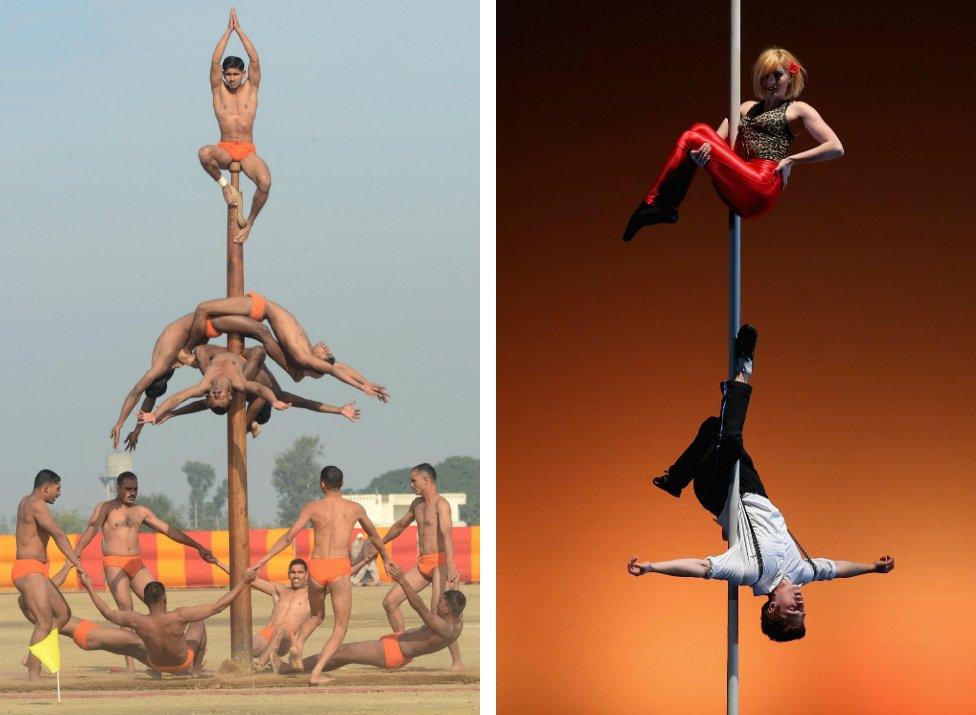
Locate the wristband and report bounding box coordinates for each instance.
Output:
[217,176,228,188]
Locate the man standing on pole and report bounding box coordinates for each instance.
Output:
[197,7,271,243]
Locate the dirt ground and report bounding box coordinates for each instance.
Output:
[0,583,479,713]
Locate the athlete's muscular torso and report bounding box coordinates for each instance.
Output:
[99,501,147,556]
[398,619,463,658]
[413,495,449,556]
[213,82,258,142]
[15,496,51,561]
[202,351,248,388]
[268,587,310,632]
[307,496,364,559]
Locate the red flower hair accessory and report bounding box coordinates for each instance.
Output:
[787,61,800,75]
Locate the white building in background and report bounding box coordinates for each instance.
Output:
[346,493,467,527]
[99,452,134,498]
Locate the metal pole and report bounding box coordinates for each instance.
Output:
[226,162,253,666]
[727,2,741,714]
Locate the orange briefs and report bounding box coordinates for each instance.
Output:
[380,632,413,669]
[245,291,267,321]
[418,551,447,580]
[217,141,257,162]
[72,619,97,651]
[149,647,196,675]
[205,319,223,339]
[11,559,49,583]
[258,625,295,643]
[103,555,144,579]
[307,557,352,587]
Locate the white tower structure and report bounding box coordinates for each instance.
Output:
[100,452,134,499]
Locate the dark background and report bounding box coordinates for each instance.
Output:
[498,2,976,712]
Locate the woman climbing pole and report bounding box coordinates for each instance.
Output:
[622,47,844,241]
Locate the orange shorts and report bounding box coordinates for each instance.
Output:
[149,647,196,674]
[103,555,144,579]
[205,319,223,339]
[245,291,267,321]
[307,557,351,587]
[418,552,447,580]
[380,632,413,669]
[217,141,257,162]
[72,619,97,651]
[11,559,49,583]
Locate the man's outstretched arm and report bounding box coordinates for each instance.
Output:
[139,383,209,424]
[231,8,260,88]
[143,509,217,564]
[627,555,711,578]
[387,563,452,638]
[247,505,311,575]
[211,10,235,89]
[833,556,895,579]
[176,571,255,623]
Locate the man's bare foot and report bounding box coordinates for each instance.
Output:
[234,222,252,243]
[20,653,28,668]
[450,661,465,671]
[288,644,304,671]
[221,184,238,207]
[27,672,43,682]
[176,349,196,367]
[249,421,261,438]
[309,671,335,686]
[269,650,282,674]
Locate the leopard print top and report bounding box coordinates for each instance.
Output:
[735,100,794,161]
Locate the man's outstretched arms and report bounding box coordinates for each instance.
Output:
[231,8,260,88]
[833,555,895,579]
[627,555,711,578]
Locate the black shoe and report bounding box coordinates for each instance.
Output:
[651,472,681,498]
[734,323,758,379]
[622,201,678,242]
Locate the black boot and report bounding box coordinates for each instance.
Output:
[622,201,678,242]
[651,472,682,498]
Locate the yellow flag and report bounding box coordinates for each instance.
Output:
[28,628,60,673]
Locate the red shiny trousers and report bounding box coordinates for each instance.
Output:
[645,123,782,219]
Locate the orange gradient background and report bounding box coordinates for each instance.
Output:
[498,1,976,712]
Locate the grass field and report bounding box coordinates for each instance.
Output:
[0,583,479,713]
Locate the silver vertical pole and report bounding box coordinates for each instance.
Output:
[727,1,741,714]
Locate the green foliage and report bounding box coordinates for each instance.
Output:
[139,492,186,532]
[183,460,226,530]
[51,508,88,535]
[357,456,480,525]
[271,436,325,526]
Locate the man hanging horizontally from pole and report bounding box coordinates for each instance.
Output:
[627,326,895,641]
[198,7,271,244]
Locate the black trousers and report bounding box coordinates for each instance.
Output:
[666,380,768,516]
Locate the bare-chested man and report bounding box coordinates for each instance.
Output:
[72,471,218,672]
[12,469,88,681]
[110,311,297,451]
[18,565,150,668]
[138,344,289,426]
[364,463,463,669]
[151,362,361,435]
[80,569,255,676]
[246,465,392,685]
[280,562,466,676]
[178,293,389,400]
[198,7,270,243]
[245,558,311,671]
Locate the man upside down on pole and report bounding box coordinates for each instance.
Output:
[628,325,895,641]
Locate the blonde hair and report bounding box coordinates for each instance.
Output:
[752,47,806,99]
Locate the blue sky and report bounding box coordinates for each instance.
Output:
[0,1,479,522]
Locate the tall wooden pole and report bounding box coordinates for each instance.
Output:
[226,162,253,665]
[726,2,741,713]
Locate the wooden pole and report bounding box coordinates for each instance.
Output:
[226,162,253,666]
